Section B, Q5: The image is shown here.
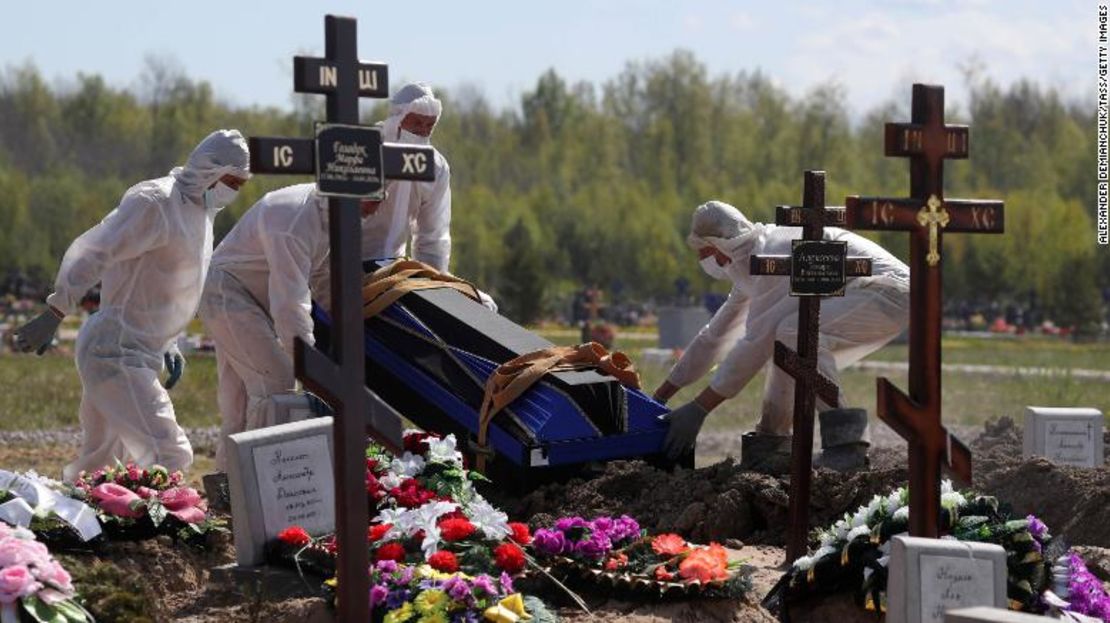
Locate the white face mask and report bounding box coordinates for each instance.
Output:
[700,256,729,280]
[398,129,431,145]
[204,182,239,211]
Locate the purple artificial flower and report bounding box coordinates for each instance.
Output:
[573,532,613,560]
[499,572,515,595]
[396,565,415,585]
[375,559,399,575]
[608,515,641,544]
[471,574,498,598]
[532,529,568,556]
[1066,553,1110,619]
[385,588,411,610]
[590,516,615,536]
[442,575,472,603]
[1027,515,1048,541]
[369,584,389,609]
[451,611,482,623]
[555,516,590,532]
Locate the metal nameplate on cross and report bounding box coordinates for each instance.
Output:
[750,170,874,562]
[844,83,1005,538]
[244,15,434,623]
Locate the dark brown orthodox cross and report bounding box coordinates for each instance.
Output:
[845,84,1004,537]
[750,170,873,562]
[246,15,436,622]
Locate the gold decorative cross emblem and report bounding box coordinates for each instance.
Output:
[916,194,950,266]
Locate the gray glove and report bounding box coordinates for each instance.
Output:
[13,310,63,355]
[658,401,709,460]
[163,343,185,390]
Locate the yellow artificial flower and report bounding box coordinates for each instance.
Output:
[324,577,338,588]
[483,593,532,623]
[417,564,473,582]
[414,589,449,615]
[384,602,415,623]
[417,613,449,623]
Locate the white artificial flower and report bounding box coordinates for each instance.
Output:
[818,529,837,548]
[847,525,871,542]
[793,555,816,571]
[420,524,443,558]
[833,520,850,541]
[379,472,404,490]
[814,545,836,561]
[390,452,426,478]
[940,479,954,495]
[866,495,883,520]
[885,491,903,514]
[851,507,870,528]
[426,434,463,466]
[411,501,459,533]
[466,495,511,540]
[941,491,966,509]
[893,506,910,522]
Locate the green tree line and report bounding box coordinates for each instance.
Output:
[0,53,1103,329]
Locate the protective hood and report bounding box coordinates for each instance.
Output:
[380,82,442,144]
[171,129,251,203]
[685,200,766,268]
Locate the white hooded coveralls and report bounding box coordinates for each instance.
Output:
[199,184,331,470]
[666,204,910,435]
[362,82,452,271]
[48,130,251,480]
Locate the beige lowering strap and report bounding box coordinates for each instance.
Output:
[474,342,642,472]
[362,259,484,319]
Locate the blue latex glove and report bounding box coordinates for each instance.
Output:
[13,310,62,355]
[658,401,709,460]
[163,343,185,390]
[305,392,334,418]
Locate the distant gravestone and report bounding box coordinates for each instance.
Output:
[888,535,1007,623]
[945,606,1059,622]
[656,306,710,350]
[227,417,336,566]
[1023,407,1105,468]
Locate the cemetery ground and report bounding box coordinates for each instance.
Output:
[0,332,1107,621]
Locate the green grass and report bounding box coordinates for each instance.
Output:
[0,334,1106,434]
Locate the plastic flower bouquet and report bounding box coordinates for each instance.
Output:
[0,522,92,622]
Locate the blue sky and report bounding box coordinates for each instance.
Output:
[0,1,1089,117]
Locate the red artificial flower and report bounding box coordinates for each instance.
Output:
[654,566,676,582]
[366,472,386,503]
[508,522,532,546]
[321,535,338,554]
[277,526,312,547]
[374,542,407,562]
[428,550,460,573]
[390,478,437,508]
[366,457,380,473]
[493,542,526,574]
[439,509,468,522]
[678,544,729,583]
[403,431,438,455]
[651,533,689,557]
[438,517,477,542]
[604,552,629,571]
[368,524,393,543]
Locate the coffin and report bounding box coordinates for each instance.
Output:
[311,262,670,473]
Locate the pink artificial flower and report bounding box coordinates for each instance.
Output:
[90,483,146,518]
[159,487,207,524]
[0,565,41,604]
[135,487,158,500]
[0,538,47,568]
[32,561,73,594]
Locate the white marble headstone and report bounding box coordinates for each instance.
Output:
[227,417,335,566]
[888,536,1008,623]
[1022,407,1104,468]
[945,606,1058,622]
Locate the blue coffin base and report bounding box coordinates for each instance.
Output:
[311,302,670,469]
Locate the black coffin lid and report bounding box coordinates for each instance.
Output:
[364,261,627,435]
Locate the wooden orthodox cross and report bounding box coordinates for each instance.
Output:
[845,84,1004,537]
[750,170,873,562]
[247,15,436,622]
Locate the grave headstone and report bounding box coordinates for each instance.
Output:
[944,606,1060,622]
[888,535,1007,623]
[657,305,711,350]
[1023,407,1104,468]
[227,417,336,566]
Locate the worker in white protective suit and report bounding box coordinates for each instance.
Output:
[199,183,333,470]
[12,130,251,480]
[202,183,498,470]
[364,82,452,271]
[654,201,910,473]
